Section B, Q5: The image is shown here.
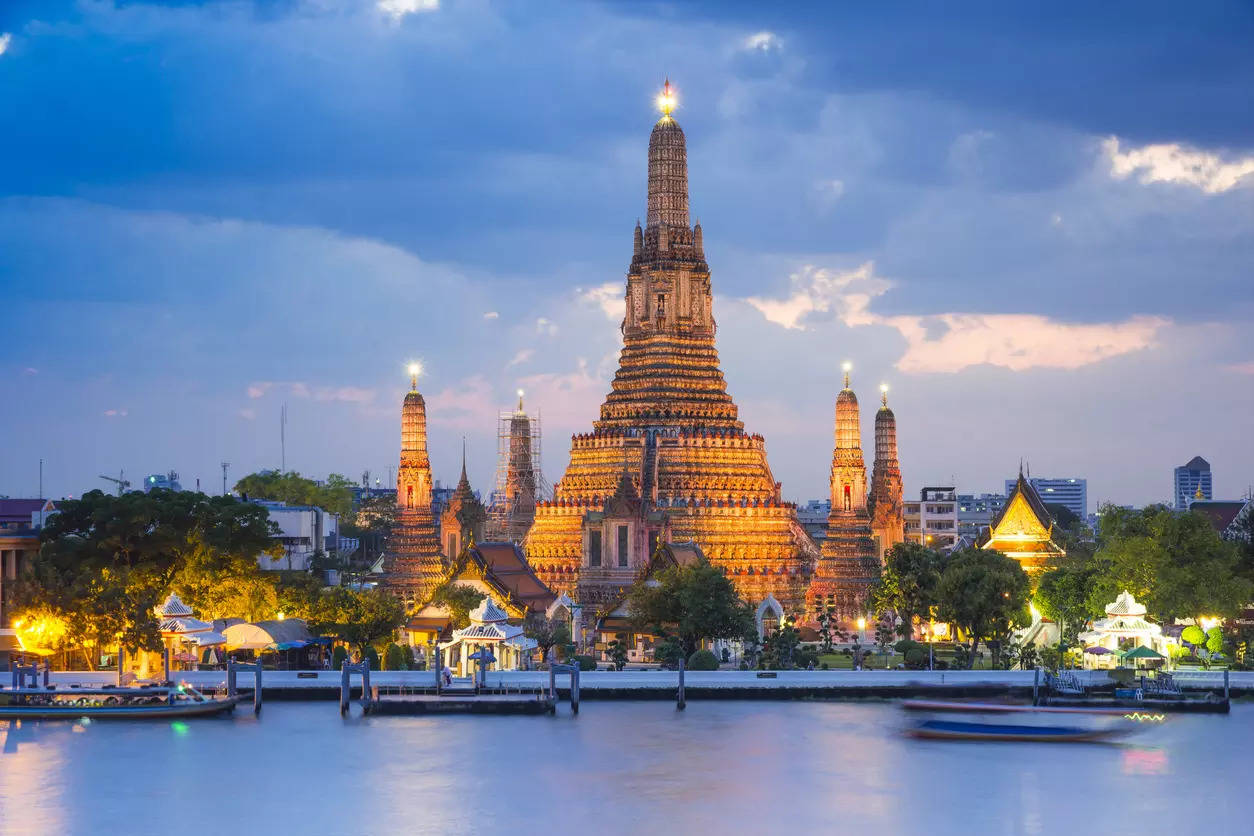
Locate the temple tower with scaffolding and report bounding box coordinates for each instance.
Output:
[486,391,545,543]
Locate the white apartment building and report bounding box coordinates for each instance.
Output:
[904,486,958,550]
[251,500,342,572]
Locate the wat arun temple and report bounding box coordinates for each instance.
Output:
[385,84,904,632]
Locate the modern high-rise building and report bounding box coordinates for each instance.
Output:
[1174,456,1212,509]
[1005,477,1086,521]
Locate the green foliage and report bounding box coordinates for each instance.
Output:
[1181,625,1206,647]
[280,584,406,651]
[331,645,348,669]
[524,612,572,663]
[430,584,486,630]
[903,647,928,669]
[607,633,629,671]
[573,655,597,671]
[936,547,1031,669]
[759,617,803,670]
[233,470,355,518]
[1206,626,1225,655]
[870,542,946,636]
[1088,505,1251,621]
[654,637,683,668]
[18,489,282,657]
[687,649,719,670]
[384,642,407,671]
[1035,565,1099,644]
[361,646,380,669]
[627,561,756,658]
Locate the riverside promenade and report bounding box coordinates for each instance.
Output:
[43,668,1248,701]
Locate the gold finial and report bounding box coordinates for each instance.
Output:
[880,383,888,406]
[517,388,525,412]
[841,361,852,389]
[656,78,676,117]
[1195,484,1204,500]
[407,362,422,391]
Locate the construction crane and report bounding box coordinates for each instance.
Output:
[99,471,131,496]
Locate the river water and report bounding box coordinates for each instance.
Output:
[0,700,1247,835]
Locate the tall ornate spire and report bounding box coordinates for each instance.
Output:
[869,383,904,559]
[385,366,443,607]
[647,80,689,230]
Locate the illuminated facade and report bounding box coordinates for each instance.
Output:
[976,471,1065,573]
[440,446,486,562]
[810,369,878,618]
[868,386,904,559]
[524,85,817,623]
[384,369,445,607]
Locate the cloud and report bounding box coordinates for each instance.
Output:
[746,262,1169,373]
[0,34,11,57]
[483,311,499,320]
[1226,361,1254,375]
[517,359,607,431]
[578,282,623,322]
[103,408,128,417]
[247,382,274,399]
[21,367,38,376]
[745,264,890,330]
[536,317,558,336]
[1104,137,1254,194]
[742,31,781,52]
[506,348,534,368]
[377,0,439,22]
[237,408,256,420]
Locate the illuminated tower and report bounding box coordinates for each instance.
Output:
[385,364,444,607]
[525,82,816,624]
[868,385,904,559]
[440,441,485,561]
[810,364,877,621]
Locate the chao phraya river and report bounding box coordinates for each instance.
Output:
[1,700,1248,835]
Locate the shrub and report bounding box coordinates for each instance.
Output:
[331,645,348,669]
[903,647,928,669]
[820,662,830,671]
[687,649,719,670]
[794,648,819,669]
[383,643,407,671]
[362,646,380,670]
[574,655,597,671]
[1181,625,1205,647]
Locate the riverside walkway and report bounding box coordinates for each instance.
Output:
[43,668,1248,701]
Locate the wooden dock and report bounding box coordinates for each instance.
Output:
[367,691,553,715]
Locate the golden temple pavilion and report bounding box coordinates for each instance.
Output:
[523,82,820,625]
[976,471,1065,573]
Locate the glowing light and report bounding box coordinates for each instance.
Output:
[170,721,190,736]
[1029,602,1041,621]
[407,362,422,378]
[14,612,67,656]
[931,622,949,638]
[277,612,286,621]
[879,383,888,393]
[856,617,866,630]
[1198,616,1220,632]
[841,361,852,372]
[517,388,525,399]
[656,79,677,116]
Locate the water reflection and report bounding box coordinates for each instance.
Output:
[0,702,1247,835]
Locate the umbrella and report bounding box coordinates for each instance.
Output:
[1120,645,1164,660]
[1083,646,1113,655]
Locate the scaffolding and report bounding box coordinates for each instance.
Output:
[486,397,550,543]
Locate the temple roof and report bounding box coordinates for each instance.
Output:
[154,593,194,618]
[978,472,1056,546]
[468,596,509,624]
[1106,590,1147,616]
[1189,499,1248,534]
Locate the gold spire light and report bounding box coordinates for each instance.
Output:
[656,79,676,117]
[880,383,889,406]
[407,362,422,390]
[842,361,852,389]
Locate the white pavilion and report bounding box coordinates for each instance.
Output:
[1077,590,1173,669]
[439,596,537,677]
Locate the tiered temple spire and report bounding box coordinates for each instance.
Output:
[868,384,904,559]
[384,365,444,607]
[811,364,878,620]
[524,82,816,624]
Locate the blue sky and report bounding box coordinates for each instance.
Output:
[1,0,1251,509]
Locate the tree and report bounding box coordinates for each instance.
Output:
[627,562,756,659]
[524,612,571,663]
[233,470,354,518]
[759,617,803,670]
[607,633,629,671]
[1087,505,1250,621]
[870,543,946,637]
[815,608,842,654]
[936,548,1031,669]
[18,489,281,660]
[430,584,486,630]
[301,587,406,654]
[1035,564,1099,645]
[873,614,896,669]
